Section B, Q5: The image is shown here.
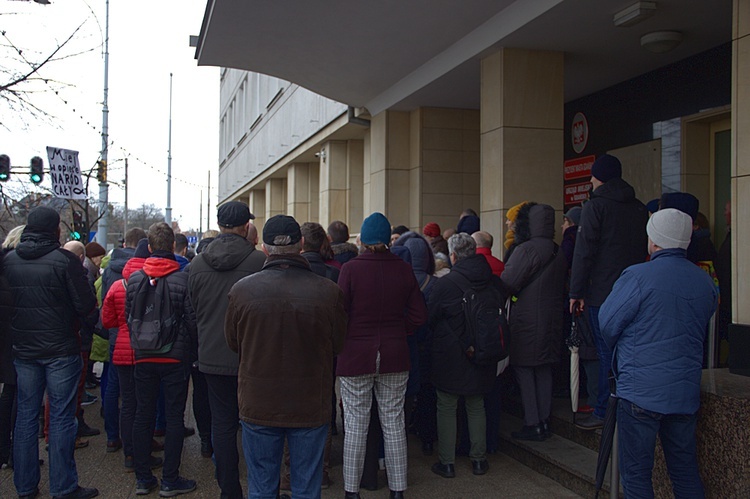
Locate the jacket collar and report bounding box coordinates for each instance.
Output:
[263,253,311,271]
[650,247,687,261]
[142,256,181,277]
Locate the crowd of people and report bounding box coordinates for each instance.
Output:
[0,152,729,498]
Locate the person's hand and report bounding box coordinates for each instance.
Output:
[569,298,585,315]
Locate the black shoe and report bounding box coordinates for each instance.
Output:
[77,420,100,438]
[390,491,404,499]
[159,476,196,497]
[200,439,213,458]
[183,427,195,438]
[135,476,159,495]
[541,419,552,439]
[421,441,433,456]
[511,424,545,441]
[431,462,455,478]
[52,486,99,499]
[344,493,361,499]
[575,414,604,431]
[472,459,489,475]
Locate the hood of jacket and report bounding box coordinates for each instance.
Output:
[142,256,180,278]
[513,203,555,244]
[122,257,147,281]
[392,231,435,281]
[591,177,637,204]
[15,232,60,260]
[452,253,492,287]
[200,233,258,271]
[107,247,135,275]
[331,241,358,256]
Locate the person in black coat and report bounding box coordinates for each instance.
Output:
[428,233,496,479]
[569,155,648,430]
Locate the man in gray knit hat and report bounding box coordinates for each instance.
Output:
[599,208,717,498]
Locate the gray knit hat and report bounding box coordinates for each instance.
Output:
[647,208,692,250]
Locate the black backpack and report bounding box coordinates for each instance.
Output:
[127,271,178,355]
[449,272,509,366]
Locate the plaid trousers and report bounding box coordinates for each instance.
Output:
[340,371,409,493]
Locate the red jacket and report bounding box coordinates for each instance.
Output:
[102,257,146,366]
[476,247,505,277]
[335,250,427,377]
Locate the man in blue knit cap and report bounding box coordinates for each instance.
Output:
[569,154,649,430]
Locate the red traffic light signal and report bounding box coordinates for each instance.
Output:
[30,156,44,184]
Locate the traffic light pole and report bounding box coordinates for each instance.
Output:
[97,0,110,247]
[165,73,173,226]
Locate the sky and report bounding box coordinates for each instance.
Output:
[0,0,219,233]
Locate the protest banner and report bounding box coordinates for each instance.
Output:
[46,147,87,199]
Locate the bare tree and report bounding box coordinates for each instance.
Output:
[0,10,99,128]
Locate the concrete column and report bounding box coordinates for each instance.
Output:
[732,0,750,323]
[367,110,411,224]
[414,107,480,234]
[248,189,266,233]
[308,162,320,223]
[287,163,311,222]
[347,140,365,233]
[480,48,564,255]
[319,141,348,229]
[265,178,286,221]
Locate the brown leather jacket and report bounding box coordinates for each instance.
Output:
[225,254,347,428]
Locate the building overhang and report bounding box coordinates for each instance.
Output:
[196,0,730,114]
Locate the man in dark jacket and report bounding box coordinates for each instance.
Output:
[327,220,358,266]
[187,201,265,499]
[569,154,648,430]
[98,226,146,453]
[125,222,198,497]
[3,207,99,499]
[428,233,496,479]
[225,215,347,499]
[600,209,717,497]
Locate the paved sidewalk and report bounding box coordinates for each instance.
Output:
[1,390,581,498]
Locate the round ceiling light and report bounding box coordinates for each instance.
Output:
[641,31,683,53]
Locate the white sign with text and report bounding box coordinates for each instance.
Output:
[46,147,87,199]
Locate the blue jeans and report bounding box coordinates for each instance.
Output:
[104,346,120,442]
[14,355,82,497]
[241,421,328,499]
[588,306,612,419]
[617,398,704,499]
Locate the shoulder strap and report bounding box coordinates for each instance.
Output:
[521,243,559,290]
[419,274,432,292]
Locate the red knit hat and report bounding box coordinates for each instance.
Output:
[422,222,441,238]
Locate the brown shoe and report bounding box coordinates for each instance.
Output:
[151,439,164,452]
[75,437,89,450]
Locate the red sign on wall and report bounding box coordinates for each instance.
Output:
[563,155,595,181]
[564,181,592,205]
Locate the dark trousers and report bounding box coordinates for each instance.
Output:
[205,374,243,499]
[0,383,16,463]
[191,367,211,443]
[133,362,189,482]
[514,364,553,427]
[116,365,136,457]
[484,375,502,453]
[617,398,704,499]
[414,383,437,445]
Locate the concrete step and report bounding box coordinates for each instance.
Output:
[504,392,604,452]
[499,411,623,499]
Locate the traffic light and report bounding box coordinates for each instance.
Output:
[0,155,10,182]
[97,160,107,183]
[30,156,44,184]
[71,210,84,241]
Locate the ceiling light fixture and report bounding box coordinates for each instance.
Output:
[613,1,657,27]
[641,31,683,53]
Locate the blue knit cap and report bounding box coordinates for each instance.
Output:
[360,212,392,245]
